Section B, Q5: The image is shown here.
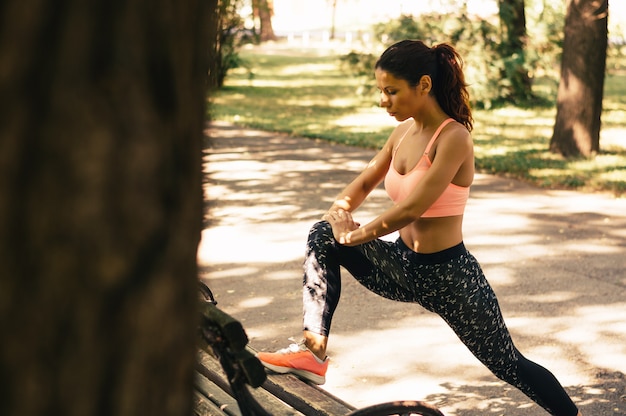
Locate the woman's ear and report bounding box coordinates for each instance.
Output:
[419,75,432,94]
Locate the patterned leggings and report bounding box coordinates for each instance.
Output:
[302,221,578,416]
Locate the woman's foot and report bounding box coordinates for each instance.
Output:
[256,339,329,384]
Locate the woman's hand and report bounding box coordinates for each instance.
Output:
[322,209,360,245]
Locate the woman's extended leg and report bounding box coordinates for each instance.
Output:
[426,250,579,416]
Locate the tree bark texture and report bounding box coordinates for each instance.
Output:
[0,1,209,415]
[550,0,608,157]
[254,0,277,42]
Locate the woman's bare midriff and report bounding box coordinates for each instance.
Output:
[399,215,464,253]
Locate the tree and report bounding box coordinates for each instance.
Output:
[550,0,609,158]
[0,1,211,415]
[498,0,533,102]
[330,0,339,40]
[253,0,277,42]
[209,0,249,89]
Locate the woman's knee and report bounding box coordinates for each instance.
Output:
[309,220,334,240]
[312,219,331,232]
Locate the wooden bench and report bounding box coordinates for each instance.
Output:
[194,284,444,416]
[194,293,356,416]
[194,348,357,415]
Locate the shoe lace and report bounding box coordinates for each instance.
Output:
[276,338,307,354]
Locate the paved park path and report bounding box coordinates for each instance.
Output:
[199,121,626,415]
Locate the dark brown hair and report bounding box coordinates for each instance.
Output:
[375,40,473,131]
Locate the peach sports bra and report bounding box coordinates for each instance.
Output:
[384,118,469,218]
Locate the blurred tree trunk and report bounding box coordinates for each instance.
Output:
[253,0,276,41]
[330,0,338,40]
[0,1,211,415]
[550,0,608,158]
[498,0,533,102]
[208,0,222,90]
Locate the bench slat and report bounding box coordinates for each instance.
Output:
[197,349,303,415]
[262,372,356,415]
[195,373,242,415]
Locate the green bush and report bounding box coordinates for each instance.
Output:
[341,6,570,108]
[212,0,258,88]
[339,11,506,108]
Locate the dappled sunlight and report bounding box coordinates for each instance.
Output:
[332,106,396,130]
[225,78,355,88]
[207,266,260,280]
[523,344,582,383]
[466,174,626,260]
[567,305,626,371]
[477,266,519,286]
[488,107,551,119]
[474,107,555,129]
[468,212,531,230]
[323,315,490,407]
[243,325,285,343]
[198,223,310,264]
[528,167,570,179]
[277,62,338,75]
[320,294,625,411]
[264,268,301,281]
[238,296,273,309]
[505,302,626,376]
[283,98,325,107]
[602,126,626,149]
[469,106,626,194]
[522,291,578,303]
[554,240,621,254]
[599,168,626,183]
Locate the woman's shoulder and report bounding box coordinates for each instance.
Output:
[440,119,471,140]
[435,120,473,154]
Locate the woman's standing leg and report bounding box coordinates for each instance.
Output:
[302,221,417,339]
[427,251,579,416]
[258,221,417,383]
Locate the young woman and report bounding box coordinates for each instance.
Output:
[257,40,581,416]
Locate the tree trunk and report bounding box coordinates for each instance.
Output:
[331,0,338,40]
[208,0,222,90]
[550,0,608,158]
[254,0,277,42]
[0,1,210,415]
[498,0,533,102]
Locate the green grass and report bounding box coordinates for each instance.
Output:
[210,52,390,147]
[209,47,626,196]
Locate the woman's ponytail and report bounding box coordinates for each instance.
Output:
[432,44,473,132]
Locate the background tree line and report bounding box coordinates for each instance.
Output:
[211,0,615,159]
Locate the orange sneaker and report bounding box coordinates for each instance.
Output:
[257,340,329,385]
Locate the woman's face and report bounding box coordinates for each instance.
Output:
[375,68,422,122]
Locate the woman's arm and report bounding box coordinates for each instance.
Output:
[324,123,406,215]
[326,147,391,213]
